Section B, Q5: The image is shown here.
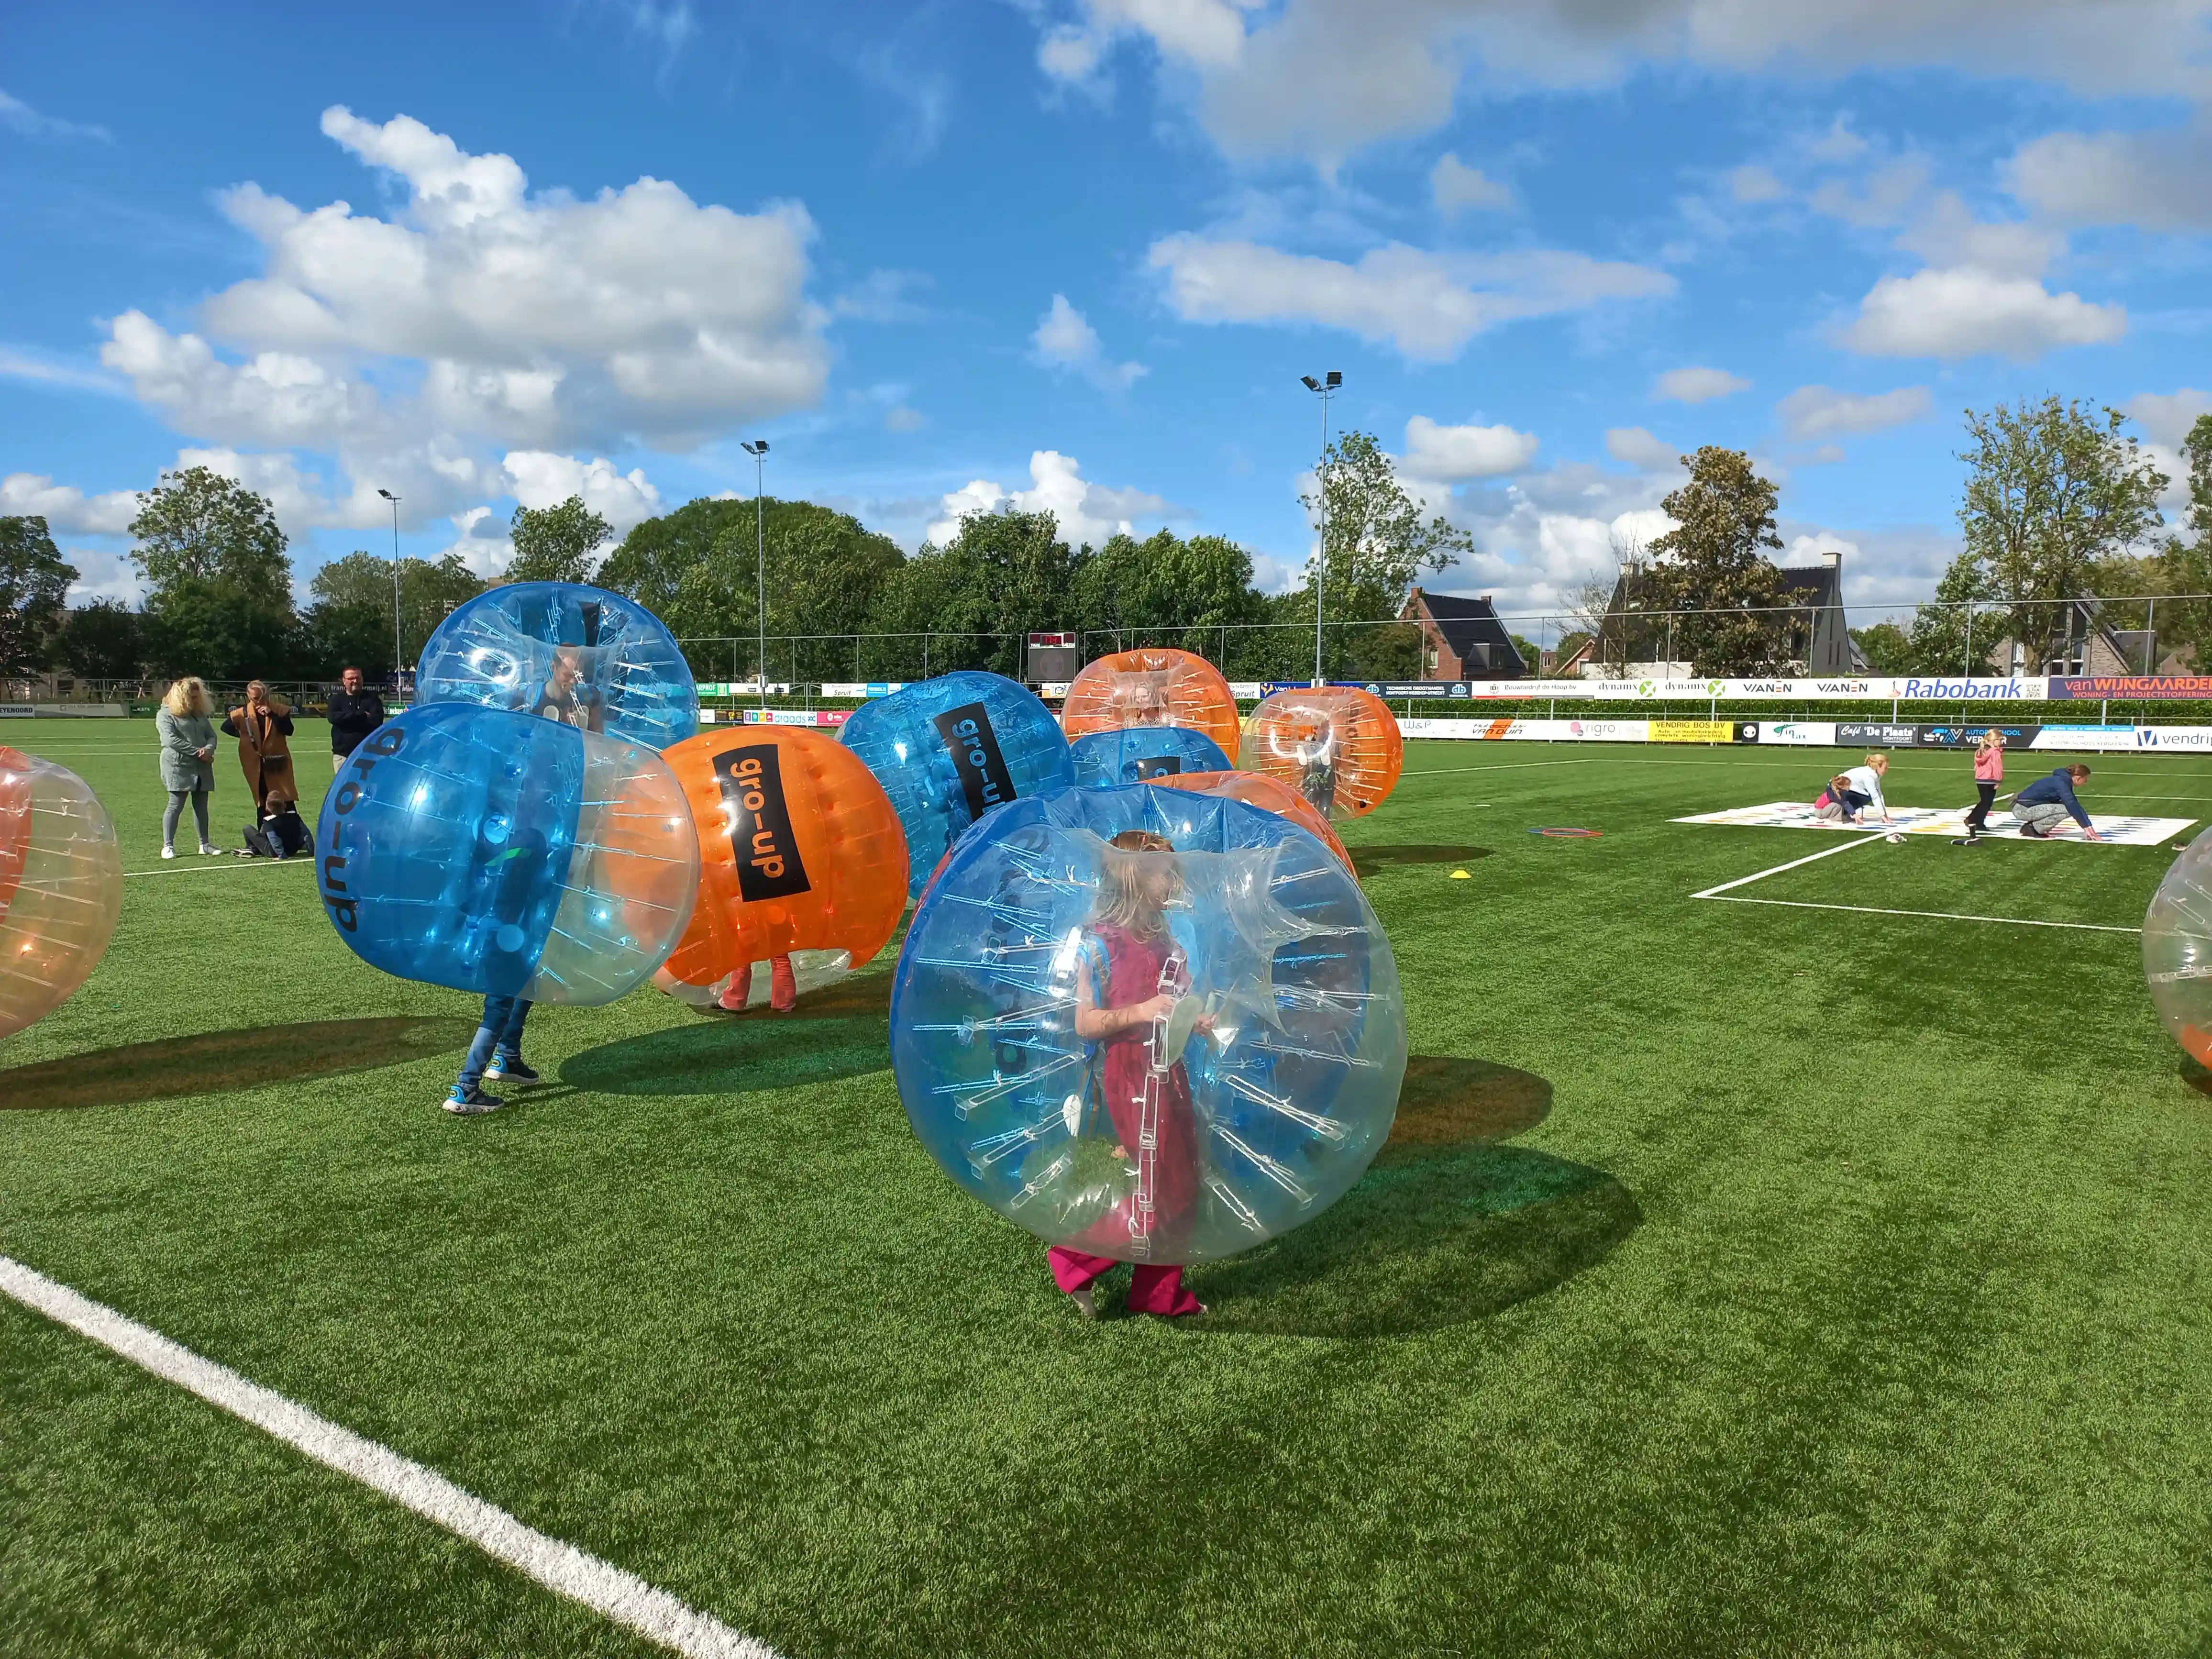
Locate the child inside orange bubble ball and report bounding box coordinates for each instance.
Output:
[1059,648,1241,757]
[1238,686,1405,820]
[654,727,908,1013]
[1150,769,1356,874]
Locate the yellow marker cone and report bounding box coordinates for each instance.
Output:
[1450,869,1471,880]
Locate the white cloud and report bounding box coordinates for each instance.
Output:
[0,346,126,396]
[60,546,145,607]
[1844,267,2126,361]
[499,451,662,532]
[1033,0,2212,169]
[1896,192,2062,279]
[439,505,516,578]
[1402,415,1537,479]
[2009,121,2212,232]
[0,474,139,535]
[1775,384,1933,439]
[175,447,342,534]
[1030,294,1148,391]
[1808,157,1931,228]
[1149,234,1672,362]
[1431,153,1515,213]
[2124,389,2211,448]
[1654,365,1748,403]
[926,451,1179,549]
[0,89,111,143]
[1604,427,1679,469]
[885,405,926,432]
[1727,165,1786,203]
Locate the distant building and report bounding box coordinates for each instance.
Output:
[1564,548,1866,676]
[1402,588,1528,680]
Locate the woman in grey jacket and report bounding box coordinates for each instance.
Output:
[155,676,218,859]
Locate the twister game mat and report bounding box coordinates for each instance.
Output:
[1672,802,2194,846]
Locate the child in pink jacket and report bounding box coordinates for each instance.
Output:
[1958,730,2004,843]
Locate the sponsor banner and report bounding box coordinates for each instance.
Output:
[1355,681,1476,699]
[818,682,908,699]
[2132,725,2212,749]
[1915,722,2042,747]
[1399,717,1649,742]
[2028,724,2140,752]
[1648,720,1733,744]
[1228,682,1265,699]
[1755,720,1838,746]
[1037,683,1071,699]
[1836,721,1920,746]
[698,682,794,697]
[2048,675,2212,701]
[740,708,851,727]
[1459,675,2052,701]
[0,703,127,718]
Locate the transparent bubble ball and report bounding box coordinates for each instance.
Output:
[0,747,122,1042]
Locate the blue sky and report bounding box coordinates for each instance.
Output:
[5,0,2211,643]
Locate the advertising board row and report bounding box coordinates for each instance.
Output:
[1327,675,2212,703]
[1400,717,2212,752]
[0,704,126,718]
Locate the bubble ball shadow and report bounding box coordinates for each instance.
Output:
[1347,844,1493,879]
[1183,1054,1638,1338]
[561,972,896,1097]
[0,1017,478,1112]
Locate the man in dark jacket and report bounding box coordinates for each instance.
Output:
[327,666,388,773]
[2013,763,2102,841]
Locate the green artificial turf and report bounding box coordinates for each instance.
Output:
[6,721,2212,1657]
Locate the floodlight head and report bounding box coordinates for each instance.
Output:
[376,488,398,501]
[1301,376,1320,391]
[743,439,770,457]
[1325,370,1341,387]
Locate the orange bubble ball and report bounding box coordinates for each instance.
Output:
[1239,686,1404,820]
[657,727,908,1003]
[0,746,123,1042]
[1060,648,1240,756]
[1151,769,1356,873]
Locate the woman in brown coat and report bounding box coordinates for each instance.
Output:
[222,681,297,818]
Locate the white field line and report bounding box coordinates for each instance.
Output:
[1702,896,2139,934]
[1690,834,1885,899]
[124,858,316,879]
[0,1256,778,1659]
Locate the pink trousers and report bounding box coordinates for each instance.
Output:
[1048,1246,1203,1316]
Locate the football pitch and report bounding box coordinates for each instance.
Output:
[7,722,2212,1659]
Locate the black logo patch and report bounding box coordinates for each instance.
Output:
[715,743,812,902]
[931,702,1017,820]
[1132,753,1183,780]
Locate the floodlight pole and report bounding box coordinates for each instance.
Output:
[1303,372,1341,686]
[742,440,770,705]
[376,488,402,692]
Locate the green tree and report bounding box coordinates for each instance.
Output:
[870,509,1077,679]
[1850,620,1915,674]
[1955,396,2166,669]
[1071,531,1268,658]
[507,496,611,584]
[127,466,297,680]
[1300,431,1471,680]
[2107,414,2212,671]
[302,551,487,676]
[1904,553,1997,674]
[0,516,77,679]
[1645,446,1787,675]
[601,496,904,683]
[55,601,147,683]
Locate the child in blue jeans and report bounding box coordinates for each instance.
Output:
[446,994,537,1115]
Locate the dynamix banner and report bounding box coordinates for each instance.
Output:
[2048,675,2212,701]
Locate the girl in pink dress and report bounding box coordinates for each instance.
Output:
[1957,729,2005,843]
[1048,829,1207,1319]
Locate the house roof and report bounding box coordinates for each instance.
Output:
[1407,589,1526,676]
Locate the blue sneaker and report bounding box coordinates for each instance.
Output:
[443,1084,504,1115]
[483,1056,540,1086]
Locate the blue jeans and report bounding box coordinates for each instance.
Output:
[456,995,532,1093]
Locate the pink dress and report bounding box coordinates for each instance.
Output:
[1047,920,1204,1316]
[1975,747,2004,782]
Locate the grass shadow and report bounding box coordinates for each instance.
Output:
[1182,1053,1632,1337]
[2181,1055,2212,1098]
[1349,843,1493,878]
[0,1017,477,1112]
[562,975,895,1097]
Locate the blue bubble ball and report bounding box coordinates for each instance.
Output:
[890,783,1405,1263]
[839,672,1075,896]
[416,581,698,750]
[317,703,699,1004]
[1068,725,1232,788]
